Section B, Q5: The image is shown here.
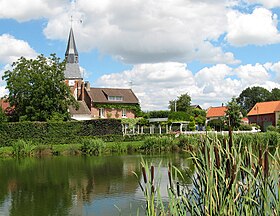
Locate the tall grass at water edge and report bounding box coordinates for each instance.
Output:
[136,131,280,215]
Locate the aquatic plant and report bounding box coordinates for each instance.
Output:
[137,131,280,215]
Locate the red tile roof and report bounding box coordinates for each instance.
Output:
[247,101,280,116]
[206,106,228,118]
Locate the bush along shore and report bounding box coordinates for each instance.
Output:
[0,131,280,157]
[136,130,280,215]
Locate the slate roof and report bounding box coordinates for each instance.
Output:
[64,63,82,80]
[64,27,82,80]
[69,101,91,115]
[89,88,139,104]
[206,106,228,118]
[247,101,280,116]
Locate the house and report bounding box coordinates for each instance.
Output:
[64,28,139,120]
[247,101,280,131]
[206,106,228,123]
[190,104,202,110]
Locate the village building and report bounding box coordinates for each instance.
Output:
[206,106,228,123]
[247,100,280,131]
[64,28,139,120]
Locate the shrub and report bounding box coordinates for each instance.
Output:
[80,138,105,155]
[239,124,252,131]
[0,119,122,147]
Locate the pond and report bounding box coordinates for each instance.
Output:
[0,154,193,216]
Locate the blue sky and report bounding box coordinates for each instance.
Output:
[1,0,280,110]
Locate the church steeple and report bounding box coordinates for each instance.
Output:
[64,27,82,80]
[65,27,79,63]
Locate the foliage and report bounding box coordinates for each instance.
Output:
[0,107,7,122]
[266,125,278,132]
[2,54,78,121]
[138,135,280,215]
[269,88,280,101]
[168,111,190,121]
[80,138,105,155]
[146,110,170,118]
[238,124,252,131]
[207,118,225,131]
[121,118,140,128]
[236,86,271,115]
[225,97,242,130]
[0,119,122,147]
[169,93,191,112]
[94,103,142,117]
[187,116,196,131]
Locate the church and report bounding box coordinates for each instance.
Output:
[64,28,140,120]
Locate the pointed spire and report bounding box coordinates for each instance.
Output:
[65,27,79,63]
[64,27,82,80]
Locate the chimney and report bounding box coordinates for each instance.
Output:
[85,81,90,91]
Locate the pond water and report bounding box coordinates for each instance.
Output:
[0,154,193,216]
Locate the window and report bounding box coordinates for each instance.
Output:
[108,96,123,101]
[99,108,104,118]
[122,109,127,118]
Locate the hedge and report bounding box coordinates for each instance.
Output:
[0,119,122,147]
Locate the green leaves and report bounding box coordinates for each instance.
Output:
[2,54,77,121]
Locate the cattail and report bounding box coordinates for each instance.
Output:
[258,145,263,168]
[177,182,180,197]
[228,126,233,152]
[214,145,220,169]
[151,185,155,194]
[142,166,147,184]
[229,163,236,189]
[151,166,154,184]
[226,159,231,179]
[263,149,269,179]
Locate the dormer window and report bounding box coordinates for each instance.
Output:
[108,96,123,101]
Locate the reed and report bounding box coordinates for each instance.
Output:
[137,133,280,215]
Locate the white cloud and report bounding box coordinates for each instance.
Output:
[42,0,238,64]
[0,0,67,22]
[95,61,280,110]
[226,8,280,46]
[246,0,280,8]
[0,34,37,64]
[235,63,270,85]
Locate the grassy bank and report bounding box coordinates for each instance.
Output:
[1,131,280,158]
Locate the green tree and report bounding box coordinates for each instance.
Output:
[169,93,191,112]
[237,86,271,115]
[2,54,78,121]
[0,107,7,122]
[225,98,242,130]
[269,88,280,101]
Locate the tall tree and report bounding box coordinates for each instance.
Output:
[169,93,191,112]
[2,54,78,121]
[236,86,271,115]
[225,98,242,130]
[269,88,280,101]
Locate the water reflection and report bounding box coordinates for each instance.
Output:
[0,154,193,216]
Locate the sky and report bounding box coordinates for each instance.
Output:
[1,0,280,111]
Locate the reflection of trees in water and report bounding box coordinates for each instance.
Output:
[0,156,141,216]
[0,154,194,216]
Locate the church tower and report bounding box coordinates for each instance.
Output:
[64,27,84,101]
[64,27,83,81]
